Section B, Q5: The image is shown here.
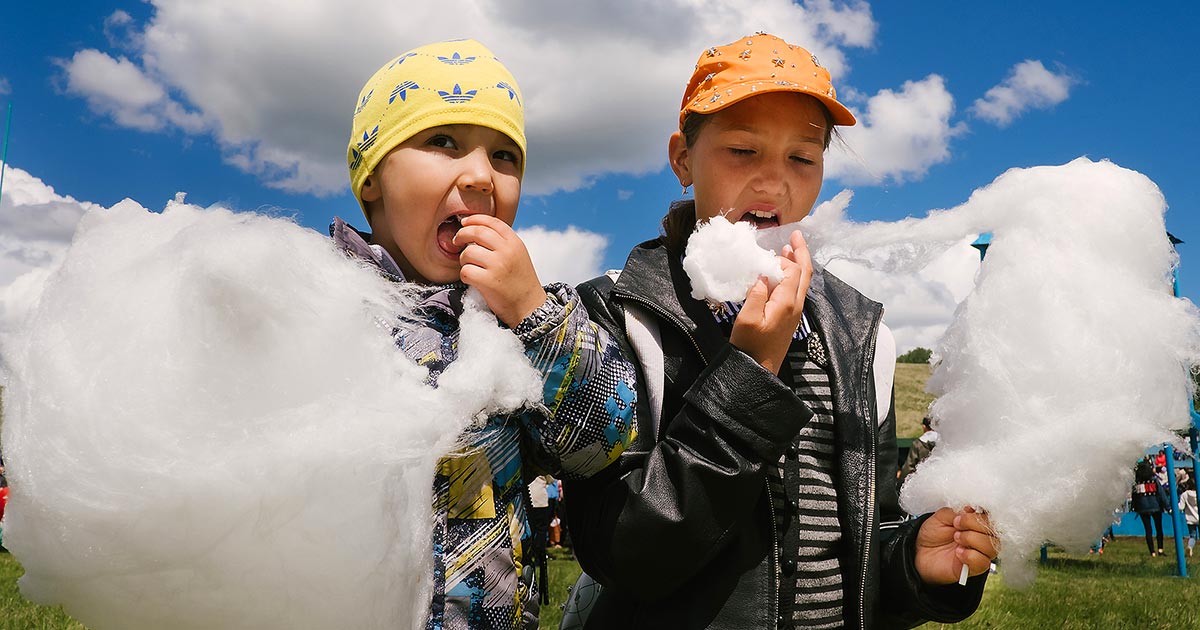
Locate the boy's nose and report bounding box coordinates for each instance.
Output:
[457,148,494,195]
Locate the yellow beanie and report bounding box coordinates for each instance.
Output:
[347,39,526,216]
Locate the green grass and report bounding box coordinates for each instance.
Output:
[925,537,1200,629]
[895,362,935,439]
[0,551,86,630]
[4,536,1200,628]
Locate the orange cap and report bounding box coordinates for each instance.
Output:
[679,33,856,128]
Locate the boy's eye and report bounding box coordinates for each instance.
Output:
[493,149,519,164]
[427,134,458,150]
[790,155,816,165]
[729,147,755,156]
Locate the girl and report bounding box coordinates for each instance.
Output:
[564,33,997,629]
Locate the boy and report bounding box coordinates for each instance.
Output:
[335,39,636,629]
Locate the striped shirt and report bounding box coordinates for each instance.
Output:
[774,338,844,629]
[709,300,842,629]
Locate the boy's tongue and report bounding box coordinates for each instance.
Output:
[437,219,463,255]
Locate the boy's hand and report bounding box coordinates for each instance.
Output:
[914,506,999,585]
[730,230,812,375]
[454,214,547,328]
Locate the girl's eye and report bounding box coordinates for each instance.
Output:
[493,149,519,164]
[427,134,458,150]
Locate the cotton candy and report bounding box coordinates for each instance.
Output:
[682,215,784,302]
[0,199,541,629]
[799,158,1200,583]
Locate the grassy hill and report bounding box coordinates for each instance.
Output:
[894,362,935,439]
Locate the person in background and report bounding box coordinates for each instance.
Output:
[528,475,554,604]
[1132,458,1169,557]
[1179,477,1198,558]
[546,476,562,548]
[898,416,939,487]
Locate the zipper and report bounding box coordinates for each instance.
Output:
[765,475,780,628]
[616,292,709,367]
[858,310,882,630]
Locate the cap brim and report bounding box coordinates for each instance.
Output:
[683,82,857,127]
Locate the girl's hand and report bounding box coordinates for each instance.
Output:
[454,214,547,328]
[914,506,1000,585]
[730,230,812,374]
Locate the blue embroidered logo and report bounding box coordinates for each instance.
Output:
[387,52,417,69]
[357,125,379,153]
[496,82,520,105]
[354,89,373,116]
[438,84,476,103]
[437,52,475,65]
[349,147,362,171]
[389,81,418,103]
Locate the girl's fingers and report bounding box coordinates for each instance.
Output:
[953,530,999,559]
[955,546,994,577]
[742,275,770,314]
[768,256,801,308]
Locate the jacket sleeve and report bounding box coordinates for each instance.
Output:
[512,282,637,480]
[564,278,813,600]
[875,388,986,627]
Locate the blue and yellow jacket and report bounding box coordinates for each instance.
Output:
[331,218,636,629]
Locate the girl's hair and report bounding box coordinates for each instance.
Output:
[661,98,837,255]
[1135,458,1155,483]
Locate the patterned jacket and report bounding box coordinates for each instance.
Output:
[330,218,637,629]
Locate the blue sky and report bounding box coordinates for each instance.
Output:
[1,1,1198,352]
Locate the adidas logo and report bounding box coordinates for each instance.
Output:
[437,52,475,65]
[390,81,419,104]
[438,84,477,104]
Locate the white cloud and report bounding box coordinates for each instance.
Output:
[971,60,1075,127]
[826,237,980,354]
[60,0,876,196]
[617,189,634,201]
[826,74,967,185]
[103,10,141,51]
[61,49,175,132]
[0,77,10,96]
[517,226,609,286]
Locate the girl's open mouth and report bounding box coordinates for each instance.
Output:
[437,215,465,255]
[739,208,780,229]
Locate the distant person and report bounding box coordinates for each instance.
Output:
[546,476,562,548]
[527,474,553,604]
[898,416,939,486]
[1132,458,1169,556]
[0,463,8,553]
[1179,478,1198,558]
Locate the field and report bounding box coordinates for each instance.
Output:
[6,538,1198,629]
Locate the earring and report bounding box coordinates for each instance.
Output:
[682,184,690,195]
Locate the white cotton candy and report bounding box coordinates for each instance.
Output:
[682,216,784,302]
[799,158,1200,584]
[0,199,541,629]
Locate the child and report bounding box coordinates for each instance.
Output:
[336,39,637,629]
[563,33,997,629]
[1180,478,1198,557]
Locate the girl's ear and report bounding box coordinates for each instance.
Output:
[360,174,381,203]
[667,131,692,188]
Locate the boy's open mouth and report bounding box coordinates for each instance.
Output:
[437,215,465,255]
[738,208,780,229]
